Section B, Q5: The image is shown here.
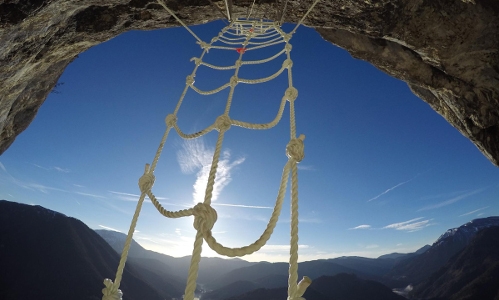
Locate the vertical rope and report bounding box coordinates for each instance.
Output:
[157,0,204,44]
[288,161,300,299]
[183,231,204,300]
[290,0,322,34]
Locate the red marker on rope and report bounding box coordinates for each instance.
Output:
[236,48,246,54]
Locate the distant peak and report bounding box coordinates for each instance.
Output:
[434,216,499,246]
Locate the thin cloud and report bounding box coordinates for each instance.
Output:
[108,191,187,207]
[384,217,432,232]
[367,175,418,202]
[459,206,489,217]
[349,224,372,230]
[75,192,106,199]
[53,166,70,173]
[366,244,379,249]
[262,244,309,251]
[108,191,141,202]
[0,162,7,172]
[33,164,70,173]
[297,164,315,171]
[417,188,485,212]
[213,203,273,209]
[177,139,245,204]
[98,225,122,232]
[27,183,67,194]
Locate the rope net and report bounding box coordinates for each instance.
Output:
[102,6,317,299]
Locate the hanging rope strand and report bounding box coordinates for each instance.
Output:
[290,0,322,34]
[157,0,204,44]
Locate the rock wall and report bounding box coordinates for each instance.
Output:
[1,0,498,165]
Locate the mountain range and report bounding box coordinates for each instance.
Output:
[1,199,499,300]
[0,200,163,300]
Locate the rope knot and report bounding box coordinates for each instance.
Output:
[102,279,123,300]
[235,60,243,68]
[186,75,195,86]
[285,43,293,52]
[211,37,218,43]
[215,115,232,132]
[198,41,210,50]
[230,75,239,87]
[283,33,292,42]
[191,57,202,66]
[282,59,293,69]
[285,87,298,102]
[193,202,217,231]
[138,164,155,193]
[165,114,177,128]
[286,134,305,162]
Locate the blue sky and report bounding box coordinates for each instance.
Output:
[1,20,498,262]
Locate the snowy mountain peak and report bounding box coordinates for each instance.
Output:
[434,216,499,246]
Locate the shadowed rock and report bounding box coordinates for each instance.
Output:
[1,0,498,166]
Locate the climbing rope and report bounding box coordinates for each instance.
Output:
[102,1,321,299]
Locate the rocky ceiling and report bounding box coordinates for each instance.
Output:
[1,0,498,166]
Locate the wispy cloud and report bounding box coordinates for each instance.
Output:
[53,166,70,173]
[366,244,379,249]
[297,164,315,171]
[177,139,245,204]
[212,203,273,209]
[417,188,485,212]
[108,191,141,202]
[98,225,122,232]
[459,206,489,217]
[33,164,70,173]
[0,162,7,172]
[75,192,106,199]
[367,174,419,202]
[262,244,309,251]
[108,191,187,207]
[383,217,432,232]
[349,224,372,230]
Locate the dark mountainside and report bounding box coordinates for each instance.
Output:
[0,200,164,300]
[385,217,499,286]
[202,281,260,300]
[412,226,499,300]
[224,274,406,300]
[96,229,255,285]
[206,259,364,290]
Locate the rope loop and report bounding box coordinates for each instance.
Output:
[102,279,123,300]
[165,114,177,128]
[193,202,218,231]
[285,87,298,102]
[138,164,155,193]
[286,134,305,162]
[215,115,232,132]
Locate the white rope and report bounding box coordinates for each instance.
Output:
[103,1,322,297]
[156,0,204,44]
